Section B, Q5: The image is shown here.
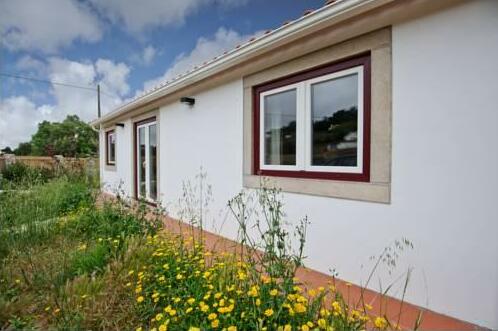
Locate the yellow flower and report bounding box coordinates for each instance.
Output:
[264,308,274,317]
[208,313,217,321]
[158,324,167,331]
[176,274,184,280]
[136,296,144,303]
[301,325,309,331]
[188,328,201,331]
[255,298,261,306]
[269,289,278,296]
[247,286,259,297]
[211,319,220,328]
[168,309,176,316]
[374,317,388,330]
[317,319,326,329]
[293,303,306,313]
[187,298,196,305]
[186,307,193,313]
[283,325,292,331]
[214,292,222,299]
[308,289,316,297]
[365,303,373,310]
[135,327,142,331]
[155,313,164,321]
[227,326,237,331]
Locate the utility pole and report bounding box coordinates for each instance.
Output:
[97,84,101,118]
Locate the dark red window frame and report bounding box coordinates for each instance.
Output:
[133,116,157,200]
[253,53,371,182]
[105,129,116,166]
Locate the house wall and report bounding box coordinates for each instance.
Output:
[99,0,498,328]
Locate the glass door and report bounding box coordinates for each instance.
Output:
[136,121,157,201]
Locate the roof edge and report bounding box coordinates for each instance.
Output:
[91,0,391,127]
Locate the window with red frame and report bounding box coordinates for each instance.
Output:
[106,130,116,165]
[253,54,371,182]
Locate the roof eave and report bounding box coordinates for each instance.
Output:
[91,0,392,127]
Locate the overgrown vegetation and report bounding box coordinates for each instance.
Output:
[0,166,414,330]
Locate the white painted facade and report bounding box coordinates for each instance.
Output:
[99,1,498,328]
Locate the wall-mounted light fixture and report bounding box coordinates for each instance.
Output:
[115,123,125,128]
[180,97,195,106]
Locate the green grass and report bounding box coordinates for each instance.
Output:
[0,165,162,330]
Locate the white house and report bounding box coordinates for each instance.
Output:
[92,0,498,329]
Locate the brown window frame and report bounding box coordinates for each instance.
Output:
[105,130,116,166]
[252,53,371,182]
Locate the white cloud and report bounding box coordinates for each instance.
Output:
[90,0,248,33]
[0,57,130,148]
[140,27,257,93]
[16,55,46,74]
[0,96,54,149]
[142,46,157,66]
[0,0,102,53]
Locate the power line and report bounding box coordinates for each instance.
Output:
[0,72,96,91]
[0,71,116,98]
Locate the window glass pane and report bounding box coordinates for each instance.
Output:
[264,89,297,165]
[138,127,146,197]
[109,133,115,162]
[311,73,358,167]
[149,124,157,200]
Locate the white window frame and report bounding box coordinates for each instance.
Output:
[259,83,304,171]
[107,131,116,165]
[136,121,157,201]
[259,65,364,174]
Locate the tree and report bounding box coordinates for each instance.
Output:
[29,115,98,157]
[1,146,13,154]
[14,142,32,156]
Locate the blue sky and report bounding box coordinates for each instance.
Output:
[0,0,324,149]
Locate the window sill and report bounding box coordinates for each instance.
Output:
[243,174,390,204]
[105,164,117,172]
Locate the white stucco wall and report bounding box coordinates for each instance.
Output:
[100,118,133,196]
[100,1,498,328]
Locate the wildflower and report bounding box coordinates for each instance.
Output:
[317,319,326,329]
[136,327,142,331]
[293,303,306,313]
[374,317,388,330]
[211,319,220,328]
[270,289,278,296]
[208,313,217,321]
[227,326,237,331]
[308,289,316,297]
[168,309,176,316]
[189,328,201,331]
[264,308,274,317]
[186,307,193,313]
[301,325,309,331]
[214,292,222,299]
[256,298,261,306]
[54,308,60,314]
[176,274,184,280]
[247,286,259,297]
[159,324,167,331]
[136,296,144,303]
[365,303,373,310]
[283,325,292,331]
[187,298,196,305]
[155,313,164,321]
[15,279,21,284]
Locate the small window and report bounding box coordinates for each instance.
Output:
[254,54,370,181]
[106,130,116,165]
